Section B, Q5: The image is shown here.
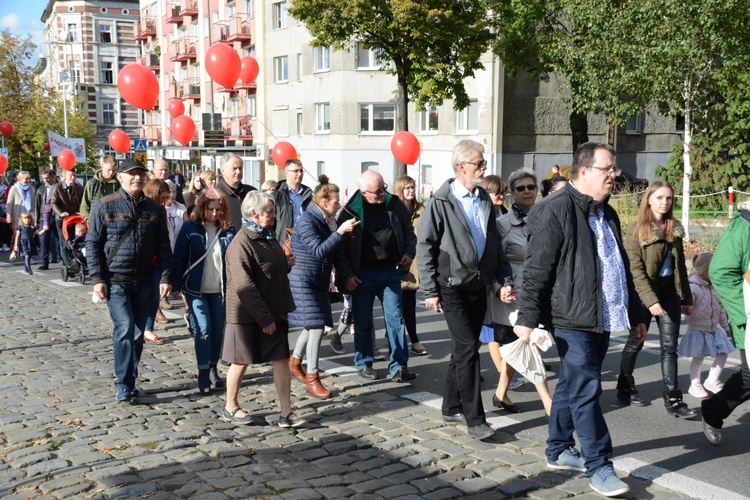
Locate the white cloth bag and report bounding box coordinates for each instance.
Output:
[499,328,553,385]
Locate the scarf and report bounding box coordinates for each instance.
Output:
[18,183,32,212]
[242,217,275,240]
[512,201,529,225]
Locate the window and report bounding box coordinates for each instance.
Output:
[225,1,236,18]
[228,97,240,116]
[296,111,303,135]
[356,42,382,69]
[361,161,378,173]
[99,24,112,43]
[203,15,209,33]
[456,100,478,132]
[272,1,288,29]
[360,103,395,133]
[625,113,643,135]
[273,55,288,82]
[313,46,330,72]
[101,61,114,84]
[316,161,325,177]
[676,115,685,133]
[102,102,115,125]
[66,23,78,42]
[315,103,330,132]
[296,53,302,80]
[419,107,439,133]
[71,60,81,83]
[245,0,254,18]
[246,95,256,116]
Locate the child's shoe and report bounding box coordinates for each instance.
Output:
[704,380,724,394]
[688,382,709,399]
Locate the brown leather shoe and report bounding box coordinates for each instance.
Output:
[305,372,331,399]
[155,309,170,324]
[289,356,306,383]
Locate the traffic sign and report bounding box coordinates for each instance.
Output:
[134,139,148,152]
[135,152,148,165]
[0,148,6,155]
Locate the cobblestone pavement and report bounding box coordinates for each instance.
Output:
[0,264,696,499]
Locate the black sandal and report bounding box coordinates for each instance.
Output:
[278,412,308,429]
[222,407,256,425]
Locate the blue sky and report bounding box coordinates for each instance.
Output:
[1,0,51,61]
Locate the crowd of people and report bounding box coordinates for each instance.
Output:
[3,141,749,498]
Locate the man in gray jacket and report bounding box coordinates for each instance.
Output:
[417,139,511,440]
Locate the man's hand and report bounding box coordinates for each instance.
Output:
[497,285,517,303]
[93,283,108,301]
[632,323,647,345]
[513,325,533,344]
[425,297,441,313]
[344,276,361,292]
[262,321,277,335]
[159,283,172,299]
[649,302,666,317]
[286,252,296,269]
[398,256,413,270]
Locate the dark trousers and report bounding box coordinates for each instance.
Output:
[402,289,419,344]
[702,350,750,429]
[547,328,613,476]
[40,221,61,266]
[440,287,486,427]
[620,290,682,391]
[56,219,69,267]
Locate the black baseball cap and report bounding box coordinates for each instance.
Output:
[119,159,148,173]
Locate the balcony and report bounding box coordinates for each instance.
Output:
[134,17,156,40]
[140,125,162,142]
[223,116,253,142]
[140,53,160,71]
[169,38,197,62]
[169,78,183,98]
[183,77,201,100]
[179,0,198,17]
[166,2,183,23]
[215,15,253,43]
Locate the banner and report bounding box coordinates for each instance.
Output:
[47,130,87,164]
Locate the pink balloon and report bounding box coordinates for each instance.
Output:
[390,131,420,165]
[0,121,13,137]
[172,115,196,146]
[108,129,131,154]
[272,142,298,169]
[117,64,159,110]
[168,99,185,118]
[240,56,259,84]
[205,44,241,88]
[57,150,76,171]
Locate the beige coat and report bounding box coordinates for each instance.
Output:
[400,203,423,291]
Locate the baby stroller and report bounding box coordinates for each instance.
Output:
[61,215,88,284]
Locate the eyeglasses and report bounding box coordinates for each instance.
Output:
[463,160,487,169]
[286,169,303,174]
[364,184,388,196]
[587,165,622,177]
[403,185,416,190]
[514,183,538,192]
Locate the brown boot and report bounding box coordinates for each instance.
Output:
[155,309,170,324]
[289,356,306,384]
[306,372,331,399]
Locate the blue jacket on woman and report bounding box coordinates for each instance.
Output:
[288,204,344,328]
[172,219,235,297]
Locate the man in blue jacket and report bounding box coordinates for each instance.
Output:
[86,159,173,403]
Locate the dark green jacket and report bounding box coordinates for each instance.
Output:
[80,171,120,221]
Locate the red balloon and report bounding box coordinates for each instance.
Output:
[108,129,131,154]
[117,64,159,110]
[57,150,76,171]
[390,131,421,165]
[168,99,185,118]
[205,44,241,88]
[272,141,298,169]
[0,155,7,174]
[240,56,259,84]
[172,115,196,146]
[0,121,13,136]
[43,142,50,151]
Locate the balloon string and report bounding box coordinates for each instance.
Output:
[253,116,278,142]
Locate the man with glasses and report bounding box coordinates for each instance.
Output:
[217,153,256,231]
[513,142,645,497]
[335,169,417,382]
[273,158,312,245]
[417,139,511,441]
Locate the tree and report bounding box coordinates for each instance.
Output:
[289,0,492,176]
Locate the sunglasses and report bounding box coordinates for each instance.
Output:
[514,183,538,192]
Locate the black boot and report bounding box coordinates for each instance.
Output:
[198,369,211,393]
[663,389,697,418]
[209,364,225,388]
[617,374,645,406]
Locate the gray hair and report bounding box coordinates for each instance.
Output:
[451,139,484,174]
[507,168,537,190]
[358,169,383,192]
[241,190,274,219]
[221,152,243,168]
[165,179,177,192]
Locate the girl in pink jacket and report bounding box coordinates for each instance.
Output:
[678,253,735,398]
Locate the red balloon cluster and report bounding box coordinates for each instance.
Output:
[0,121,13,137]
[168,99,185,118]
[272,142,298,169]
[205,44,241,88]
[57,150,76,171]
[108,129,131,154]
[240,56,259,84]
[0,154,8,174]
[391,131,421,165]
[172,115,196,146]
[118,64,160,110]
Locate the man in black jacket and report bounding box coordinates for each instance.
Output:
[514,143,646,498]
[272,158,312,245]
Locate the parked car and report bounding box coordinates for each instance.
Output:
[614,171,649,192]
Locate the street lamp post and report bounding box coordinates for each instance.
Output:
[59,70,70,138]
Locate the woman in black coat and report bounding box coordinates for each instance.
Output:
[287,177,358,398]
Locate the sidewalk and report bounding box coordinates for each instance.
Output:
[0,265,693,499]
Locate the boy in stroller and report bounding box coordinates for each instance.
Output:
[61,215,88,284]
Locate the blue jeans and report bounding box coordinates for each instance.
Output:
[547,328,613,476]
[187,293,225,369]
[107,281,152,392]
[144,267,161,332]
[40,222,61,266]
[352,266,409,375]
